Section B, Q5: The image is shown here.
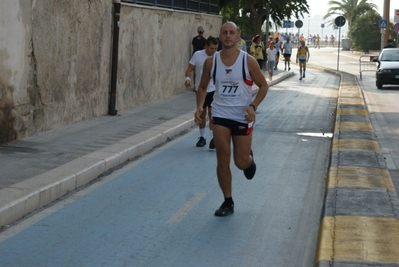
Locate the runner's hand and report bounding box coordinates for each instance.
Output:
[243,106,255,122]
[194,108,203,125]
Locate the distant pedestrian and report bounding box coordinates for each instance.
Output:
[266,41,278,81]
[296,40,310,80]
[185,36,219,149]
[282,37,293,71]
[330,35,335,47]
[192,26,206,55]
[316,34,320,49]
[236,37,247,52]
[191,26,207,91]
[274,37,282,70]
[384,39,395,48]
[250,34,265,69]
[195,22,269,217]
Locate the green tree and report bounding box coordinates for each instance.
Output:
[348,9,381,52]
[219,0,309,36]
[323,0,378,28]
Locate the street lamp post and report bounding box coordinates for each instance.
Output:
[307,16,310,45]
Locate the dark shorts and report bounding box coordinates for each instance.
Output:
[283,53,291,58]
[299,59,306,63]
[211,117,253,136]
[203,91,214,108]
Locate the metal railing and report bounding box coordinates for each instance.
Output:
[359,54,378,80]
[122,0,219,14]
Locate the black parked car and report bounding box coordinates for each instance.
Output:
[373,48,399,89]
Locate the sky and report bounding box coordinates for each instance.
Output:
[279,0,397,39]
[305,0,396,20]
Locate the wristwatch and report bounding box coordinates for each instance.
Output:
[249,104,257,111]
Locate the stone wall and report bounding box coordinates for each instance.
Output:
[0,1,221,145]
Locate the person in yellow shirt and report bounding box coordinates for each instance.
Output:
[250,34,265,69]
[296,40,310,80]
[236,38,247,51]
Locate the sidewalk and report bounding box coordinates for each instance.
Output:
[0,69,294,228]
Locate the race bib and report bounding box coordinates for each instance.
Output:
[219,81,243,98]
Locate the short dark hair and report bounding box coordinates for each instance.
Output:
[206,36,219,46]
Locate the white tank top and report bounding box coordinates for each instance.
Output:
[211,50,253,123]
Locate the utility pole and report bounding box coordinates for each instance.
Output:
[383,0,390,46]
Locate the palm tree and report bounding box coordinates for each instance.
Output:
[323,0,378,27]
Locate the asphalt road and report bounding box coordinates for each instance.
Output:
[0,63,339,266]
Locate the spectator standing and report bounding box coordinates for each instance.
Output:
[192,26,206,54]
[191,26,207,91]
[250,34,265,69]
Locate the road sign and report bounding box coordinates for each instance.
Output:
[335,16,346,27]
[283,20,292,28]
[395,9,399,23]
[379,19,388,28]
[321,24,325,28]
[295,20,303,28]
[394,22,399,32]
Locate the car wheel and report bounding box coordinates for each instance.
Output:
[376,82,383,89]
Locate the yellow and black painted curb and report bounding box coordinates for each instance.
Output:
[314,71,399,266]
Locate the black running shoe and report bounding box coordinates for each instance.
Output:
[214,203,234,217]
[209,138,215,149]
[303,73,305,78]
[244,150,256,180]
[196,137,206,147]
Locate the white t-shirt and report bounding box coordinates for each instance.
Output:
[283,42,293,54]
[189,50,215,92]
[266,48,278,62]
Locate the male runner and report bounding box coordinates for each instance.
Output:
[185,36,219,148]
[195,22,269,216]
[296,40,310,80]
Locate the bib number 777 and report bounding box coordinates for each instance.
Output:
[222,85,238,93]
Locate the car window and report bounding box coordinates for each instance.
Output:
[380,50,399,61]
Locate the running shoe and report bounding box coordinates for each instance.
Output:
[244,150,256,180]
[299,77,302,80]
[214,203,234,216]
[196,137,206,147]
[209,138,215,149]
[303,73,305,78]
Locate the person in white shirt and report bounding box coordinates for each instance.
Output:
[282,37,293,71]
[185,36,219,149]
[266,42,278,81]
[195,22,269,217]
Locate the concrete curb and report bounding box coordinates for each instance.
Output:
[313,69,399,266]
[0,113,195,228]
[0,71,294,228]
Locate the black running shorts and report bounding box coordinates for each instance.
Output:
[211,117,253,136]
[203,91,214,108]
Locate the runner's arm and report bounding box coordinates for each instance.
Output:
[194,57,212,125]
[246,54,268,119]
[184,64,195,86]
